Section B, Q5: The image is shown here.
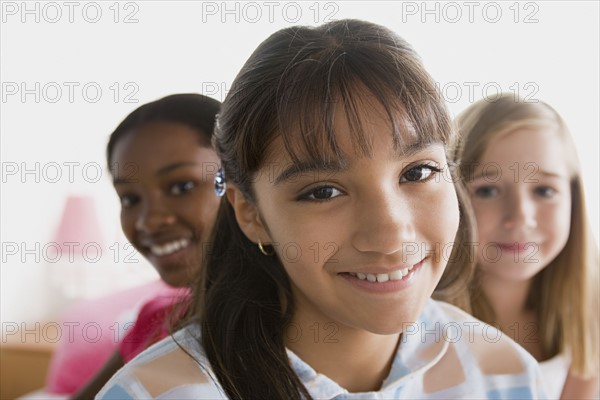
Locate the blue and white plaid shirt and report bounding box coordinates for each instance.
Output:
[97,299,546,399]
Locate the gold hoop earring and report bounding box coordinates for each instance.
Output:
[257,239,274,256]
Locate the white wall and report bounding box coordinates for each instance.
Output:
[2,1,598,325]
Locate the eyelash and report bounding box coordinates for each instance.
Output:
[118,180,196,209]
[297,185,343,202]
[119,194,139,209]
[534,186,557,198]
[296,164,442,202]
[473,185,498,198]
[471,185,559,199]
[400,164,443,183]
[170,181,195,195]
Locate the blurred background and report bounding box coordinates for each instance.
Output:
[2,0,598,328]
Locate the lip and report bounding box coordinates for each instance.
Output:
[495,242,537,253]
[339,260,424,293]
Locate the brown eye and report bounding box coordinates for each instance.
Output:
[171,181,195,195]
[312,187,335,199]
[120,194,139,208]
[400,165,440,183]
[298,186,343,202]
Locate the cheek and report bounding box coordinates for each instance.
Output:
[542,201,572,248]
[433,184,461,243]
[120,212,134,239]
[191,191,221,223]
[470,201,499,240]
[264,208,340,272]
[119,212,142,250]
[403,183,461,251]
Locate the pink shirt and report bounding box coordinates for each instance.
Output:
[118,291,189,362]
[45,280,177,395]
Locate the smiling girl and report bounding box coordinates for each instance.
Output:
[98,20,545,399]
[72,94,221,399]
[453,94,599,399]
[107,94,221,288]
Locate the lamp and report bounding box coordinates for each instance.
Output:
[48,195,105,307]
[52,196,104,258]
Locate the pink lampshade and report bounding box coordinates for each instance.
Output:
[52,195,104,257]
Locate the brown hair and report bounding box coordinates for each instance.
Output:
[192,19,475,399]
[106,93,221,166]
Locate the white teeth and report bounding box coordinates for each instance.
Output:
[150,238,190,256]
[351,262,419,282]
[389,270,404,280]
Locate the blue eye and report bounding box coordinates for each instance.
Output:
[171,181,195,195]
[299,186,343,201]
[400,164,441,183]
[473,186,499,198]
[534,186,556,198]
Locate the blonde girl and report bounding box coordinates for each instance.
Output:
[454,93,599,399]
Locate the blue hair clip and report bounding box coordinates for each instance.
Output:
[214,167,226,197]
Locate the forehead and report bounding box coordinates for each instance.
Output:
[110,122,219,182]
[267,95,427,168]
[112,122,203,161]
[479,127,569,176]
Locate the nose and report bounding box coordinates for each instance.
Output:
[502,190,537,230]
[135,198,176,233]
[351,190,416,255]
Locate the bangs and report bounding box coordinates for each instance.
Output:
[274,47,451,167]
[217,20,454,194]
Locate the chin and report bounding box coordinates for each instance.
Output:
[483,264,544,283]
[360,311,423,336]
[159,270,189,288]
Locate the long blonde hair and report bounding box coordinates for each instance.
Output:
[453,93,599,377]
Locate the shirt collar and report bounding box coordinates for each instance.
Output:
[287,299,450,399]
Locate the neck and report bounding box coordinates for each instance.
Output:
[286,307,399,392]
[480,273,532,322]
[479,273,543,359]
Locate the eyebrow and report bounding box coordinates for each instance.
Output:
[394,139,433,158]
[537,170,567,179]
[113,161,198,185]
[470,168,499,182]
[274,160,347,186]
[470,167,567,181]
[273,139,433,186]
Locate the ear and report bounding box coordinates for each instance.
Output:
[226,184,272,244]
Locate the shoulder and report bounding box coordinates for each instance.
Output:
[418,300,546,398]
[431,300,538,373]
[117,295,184,362]
[539,352,571,398]
[136,290,189,319]
[97,325,226,399]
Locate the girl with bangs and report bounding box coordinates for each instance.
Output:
[98,20,545,399]
[453,94,599,399]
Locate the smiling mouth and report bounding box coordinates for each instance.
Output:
[495,242,537,252]
[150,238,190,257]
[347,262,420,283]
